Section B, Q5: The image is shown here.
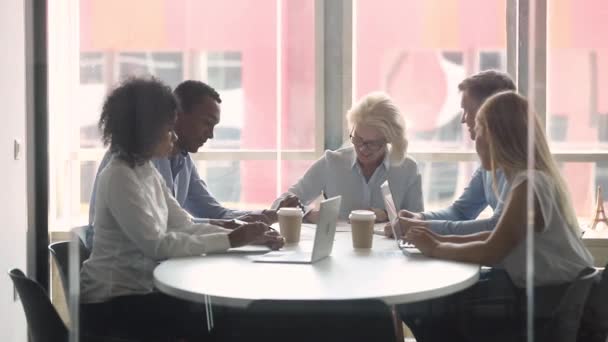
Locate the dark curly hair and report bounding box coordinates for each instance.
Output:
[98,77,177,167]
[173,80,222,113]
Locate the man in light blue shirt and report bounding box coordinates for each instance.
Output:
[397,70,516,236]
[87,80,297,247]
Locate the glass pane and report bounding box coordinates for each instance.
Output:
[196,160,278,210]
[49,0,317,230]
[354,0,507,152]
[281,159,318,193]
[547,1,608,148]
[559,162,608,223]
[420,161,485,213]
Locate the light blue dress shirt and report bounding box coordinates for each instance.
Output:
[87,150,250,247]
[274,146,424,220]
[422,167,509,235]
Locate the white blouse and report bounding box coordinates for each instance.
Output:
[502,170,593,287]
[80,157,231,303]
[274,146,423,220]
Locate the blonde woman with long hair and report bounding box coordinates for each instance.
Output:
[272,92,423,222]
[399,91,593,341]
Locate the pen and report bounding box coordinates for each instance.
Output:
[322,190,328,200]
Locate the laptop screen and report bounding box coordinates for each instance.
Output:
[381,181,401,246]
[381,181,398,223]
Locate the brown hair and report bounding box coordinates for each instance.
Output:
[458,70,516,101]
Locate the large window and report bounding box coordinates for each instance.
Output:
[354,0,507,210]
[546,1,608,217]
[46,0,608,339]
[49,0,608,225]
[49,0,317,230]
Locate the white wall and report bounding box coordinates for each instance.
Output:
[0,0,29,340]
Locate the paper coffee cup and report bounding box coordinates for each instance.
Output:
[278,208,303,244]
[349,210,376,248]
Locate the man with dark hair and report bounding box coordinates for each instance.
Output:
[393,70,516,236]
[87,80,297,246]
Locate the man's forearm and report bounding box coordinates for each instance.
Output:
[427,217,495,236]
[422,206,471,222]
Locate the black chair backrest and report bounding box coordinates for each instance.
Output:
[539,267,599,342]
[49,238,90,297]
[72,225,92,251]
[579,265,608,341]
[8,268,68,342]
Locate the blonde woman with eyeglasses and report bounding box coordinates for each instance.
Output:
[272,92,423,222]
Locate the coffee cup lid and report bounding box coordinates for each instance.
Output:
[349,210,376,221]
[278,207,303,217]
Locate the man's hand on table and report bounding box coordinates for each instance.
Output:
[236,212,273,225]
[276,193,302,210]
[269,193,305,224]
[209,219,242,229]
[398,209,424,221]
[396,217,429,238]
[384,210,426,238]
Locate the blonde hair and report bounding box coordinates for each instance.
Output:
[476,91,579,232]
[346,92,407,164]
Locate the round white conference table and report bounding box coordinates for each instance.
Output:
[154,223,480,308]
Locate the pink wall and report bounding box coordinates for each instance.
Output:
[78,0,608,209]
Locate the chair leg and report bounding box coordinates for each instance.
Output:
[392,305,404,342]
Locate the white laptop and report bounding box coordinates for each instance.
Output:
[380,181,420,254]
[253,196,341,264]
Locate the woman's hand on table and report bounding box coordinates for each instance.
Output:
[404,227,439,257]
[228,222,283,249]
[251,228,285,250]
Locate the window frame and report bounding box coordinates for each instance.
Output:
[54,0,608,230]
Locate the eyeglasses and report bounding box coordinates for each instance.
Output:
[349,134,386,151]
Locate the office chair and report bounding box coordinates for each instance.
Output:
[48,238,89,299]
[9,268,140,342]
[9,268,68,342]
[535,267,599,342]
[578,264,608,342]
[463,267,599,342]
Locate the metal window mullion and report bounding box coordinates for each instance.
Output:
[25,0,50,291]
[75,148,608,163]
[314,0,325,156]
[506,0,518,78]
[517,0,547,125]
[321,0,352,151]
